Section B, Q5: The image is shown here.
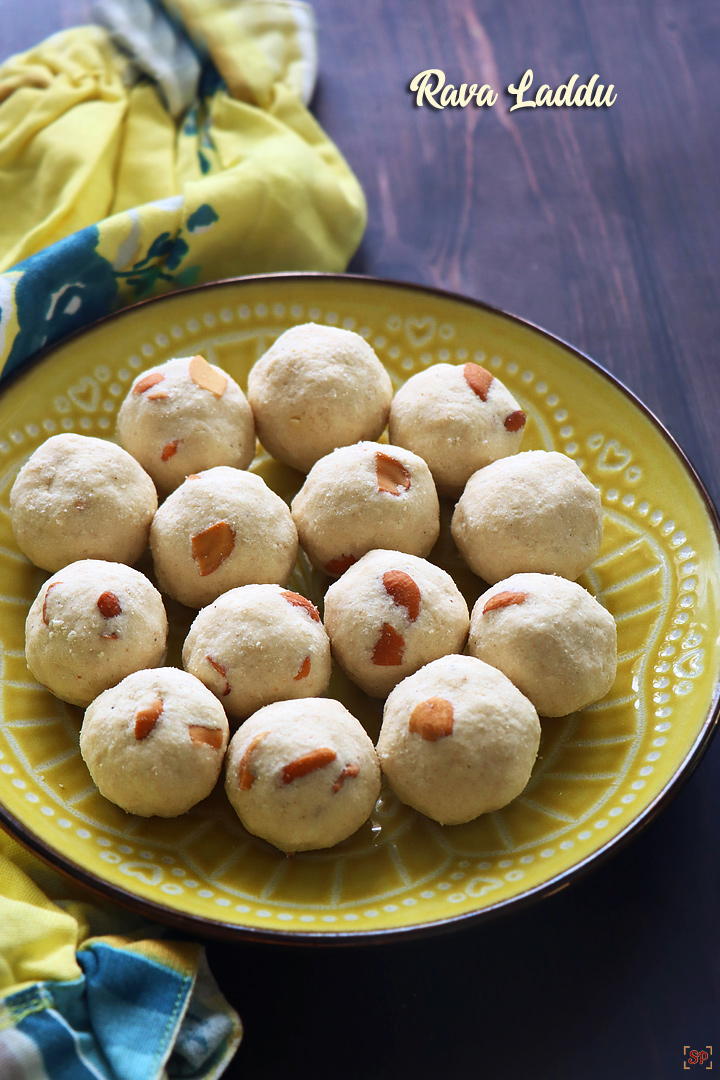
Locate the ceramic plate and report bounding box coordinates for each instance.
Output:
[0,274,718,943]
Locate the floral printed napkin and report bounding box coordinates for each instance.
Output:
[0,0,366,381]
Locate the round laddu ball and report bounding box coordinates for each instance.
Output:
[389,362,526,497]
[9,434,157,572]
[468,573,617,716]
[377,654,540,825]
[225,698,381,852]
[182,584,331,721]
[80,668,229,817]
[291,442,440,576]
[324,550,470,698]
[116,355,255,494]
[150,467,298,608]
[25,560,168,707]
[246,323,393,472]
[451,450,603,583]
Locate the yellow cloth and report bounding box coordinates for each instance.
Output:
[0,832,162,993]
[0,833,243,1078]
[0,1,366,376]
[0,833,87,991]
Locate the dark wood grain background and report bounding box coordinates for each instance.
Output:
[2,2,719,1078]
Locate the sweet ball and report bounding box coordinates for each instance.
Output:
[10,434,157,572]
[150,466,297,608]
[377,654,541,825]
[182,584,331,720]
[247,323,393,472]
[389,362,526,497]
[116,355,255,494]
[467,572,617,716]
[80,668,229,817]
[323,549,469,698]
[224,698,381,852]
[451,450,603,584]
[25,560,168,707]
[291,441,440,576]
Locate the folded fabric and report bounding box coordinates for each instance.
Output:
[0,0,366,381]
[0,833,242,1079]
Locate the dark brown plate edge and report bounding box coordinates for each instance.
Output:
[1,270,718,947]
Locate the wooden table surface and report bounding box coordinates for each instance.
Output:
[3,3,719,1078]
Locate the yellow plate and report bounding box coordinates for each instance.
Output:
[1,274,719,942]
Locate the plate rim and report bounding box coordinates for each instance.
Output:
[1,271,719,946]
